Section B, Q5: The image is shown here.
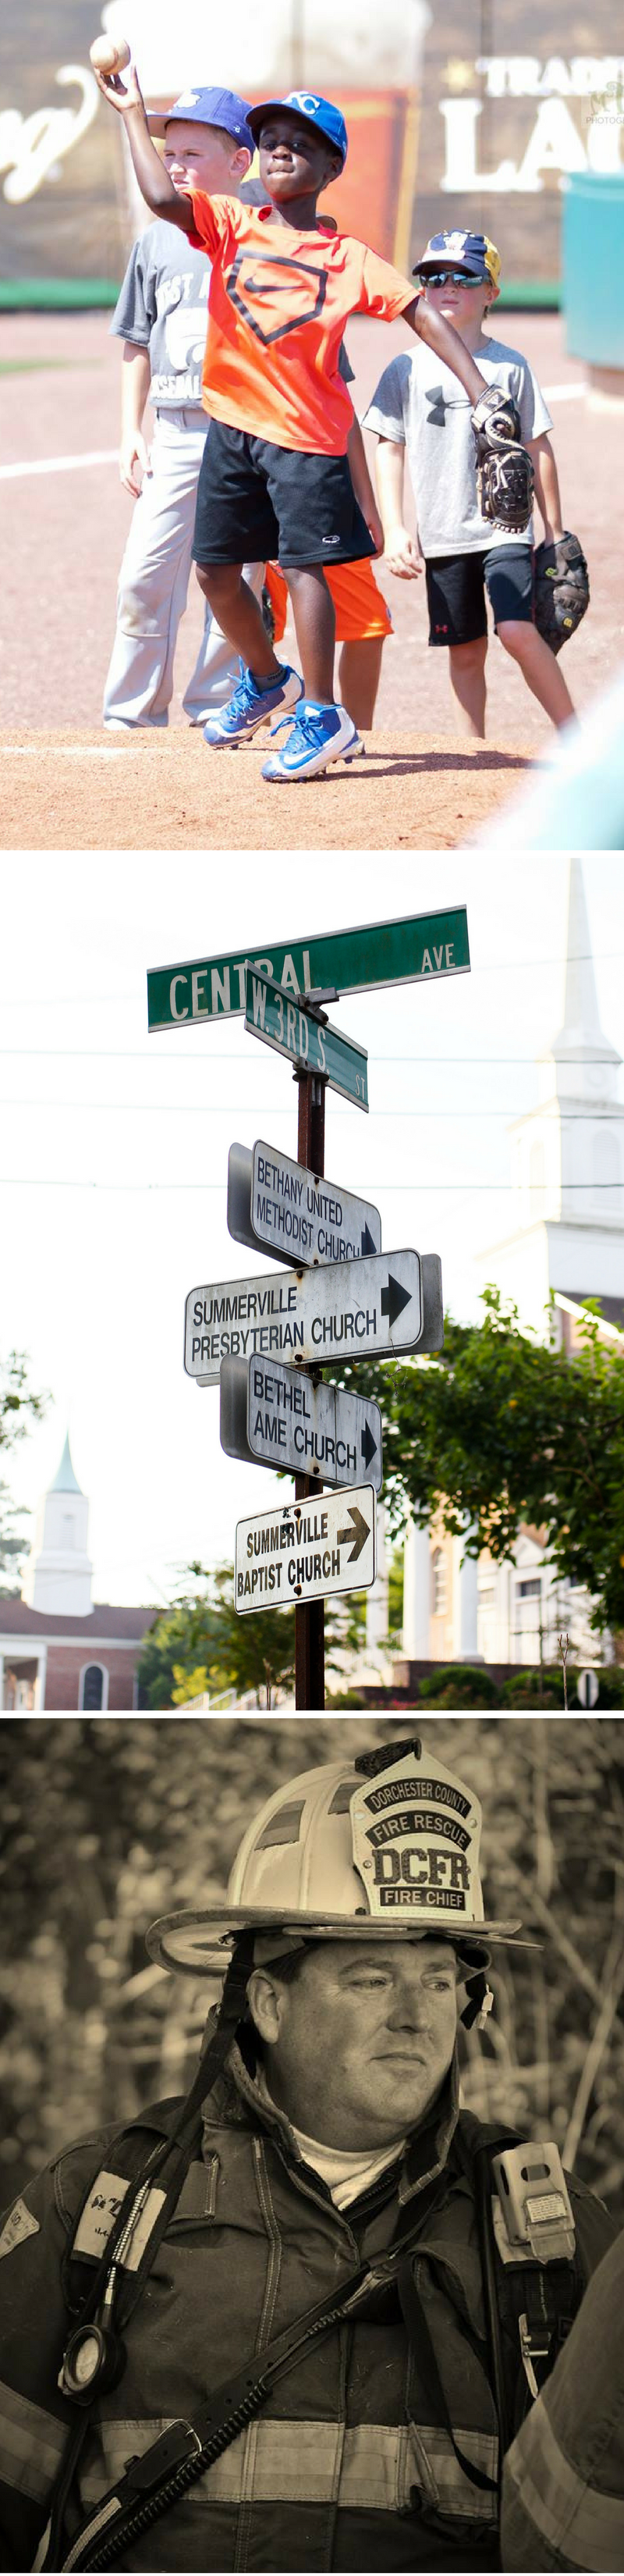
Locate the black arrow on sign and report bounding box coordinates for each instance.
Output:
[337,1505,370,1564]
[360,1222,377,1255]
[360,1421,378,1472]
[381,1272,412,1329]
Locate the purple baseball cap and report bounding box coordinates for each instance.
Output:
[147,86,254,151]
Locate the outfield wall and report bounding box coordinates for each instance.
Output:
[1,1,622,304]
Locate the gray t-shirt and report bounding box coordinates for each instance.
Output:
[110,221,211,411]
[362,336,552,556]
[111,212,354,418]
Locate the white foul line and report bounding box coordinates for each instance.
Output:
[0,448,118,482]
[543,383,586,401]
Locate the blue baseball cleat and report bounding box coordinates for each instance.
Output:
[261,700,362,781]
[203,662,303,748]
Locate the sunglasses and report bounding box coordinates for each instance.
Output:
[418,269,488,289]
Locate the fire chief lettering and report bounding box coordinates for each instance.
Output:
[226,250,328,345]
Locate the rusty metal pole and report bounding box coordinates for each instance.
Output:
[294,1063,326,1710]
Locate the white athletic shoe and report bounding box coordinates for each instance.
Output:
[261,700,361,781]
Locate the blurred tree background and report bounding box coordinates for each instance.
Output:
[335,1290,624,1644]
[139,1567,369,1709]
[0,1349,48,1592]
[1,1716,622,2222]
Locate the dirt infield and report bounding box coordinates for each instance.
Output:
[1,308,621,848]
[0,726,536,849]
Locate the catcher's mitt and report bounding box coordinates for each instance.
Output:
[534,531,589,655]
[471,389,535,534]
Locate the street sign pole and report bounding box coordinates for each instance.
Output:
[294,1042,326,1713]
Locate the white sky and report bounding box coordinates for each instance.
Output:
[2,851,622,1609]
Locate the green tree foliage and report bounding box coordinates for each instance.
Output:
[1,1351,48,1456]
[0,1482,29,1595]
[1,1717,622,2224]
[138,1564,373,1711]
[0,1352,49,1595]
[335,1291,624,1638]
[137,1564,296,1710]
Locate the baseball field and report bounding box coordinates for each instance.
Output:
[1,309,619,850]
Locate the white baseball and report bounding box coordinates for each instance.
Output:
[90,36,131,73]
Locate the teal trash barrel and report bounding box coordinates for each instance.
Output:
[563,173,624,366]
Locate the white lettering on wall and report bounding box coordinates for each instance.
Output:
[440,62,624,194]
[0,69,98,206]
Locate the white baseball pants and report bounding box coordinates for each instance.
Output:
[103,405,264,728]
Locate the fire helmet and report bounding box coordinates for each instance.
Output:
[147,1737,526,2004]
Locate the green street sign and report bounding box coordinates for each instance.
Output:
[245,965,368,1112]
[147,907,470,1033]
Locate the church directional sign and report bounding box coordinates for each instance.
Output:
[227,1141,381,1270]
[221,1352,383,1493]
[185,1250,424,1386]
[235,1484,377,1615]
[245,966,369,1110]
[147,907,470,1032]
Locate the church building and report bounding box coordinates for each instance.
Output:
[0,1436,154,1710]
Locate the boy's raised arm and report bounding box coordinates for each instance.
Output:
[92,61,196,233]
[401,294,490,408]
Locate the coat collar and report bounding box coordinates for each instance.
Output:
[200,2018,460,2205]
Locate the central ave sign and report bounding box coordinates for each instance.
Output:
[147,906,470,1032]
[235,1484,377,1613]
[185,1250,423,1386]
[245,965,368,1110]
[221,1352,383,1493]
[227,1141,381,1269]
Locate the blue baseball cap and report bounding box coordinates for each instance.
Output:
[246,91,348,168]
[147,87,254,151]
[414,229,501,286]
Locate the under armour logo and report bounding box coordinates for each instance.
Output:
[425,384,469,428]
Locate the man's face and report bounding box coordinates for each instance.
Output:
[163,121,249,196]
[257,112,342,205]
[249,1938,459,2149]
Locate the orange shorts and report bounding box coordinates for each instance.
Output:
[264,557,392,646]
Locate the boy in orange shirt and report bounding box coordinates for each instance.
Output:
[94,65,515,780]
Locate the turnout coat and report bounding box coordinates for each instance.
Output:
[0,2041,615,2573]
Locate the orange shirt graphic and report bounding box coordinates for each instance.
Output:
[189,197,415,454]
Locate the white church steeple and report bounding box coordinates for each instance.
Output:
[551,856,620,1096]
[22,1433,94,1616]
[476,858,624,1331]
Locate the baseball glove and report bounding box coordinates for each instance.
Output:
[534,531,590,654]
[471,390,535,534]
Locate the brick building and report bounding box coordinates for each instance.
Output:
[0,1436,155,1710]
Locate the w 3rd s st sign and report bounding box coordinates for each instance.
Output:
[245,966,368,1111]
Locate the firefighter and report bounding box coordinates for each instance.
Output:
[502,2226,624,2571]
[0,1735,616,2572]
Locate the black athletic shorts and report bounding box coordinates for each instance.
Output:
[425,543,534,647]
[193,418,376,571]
